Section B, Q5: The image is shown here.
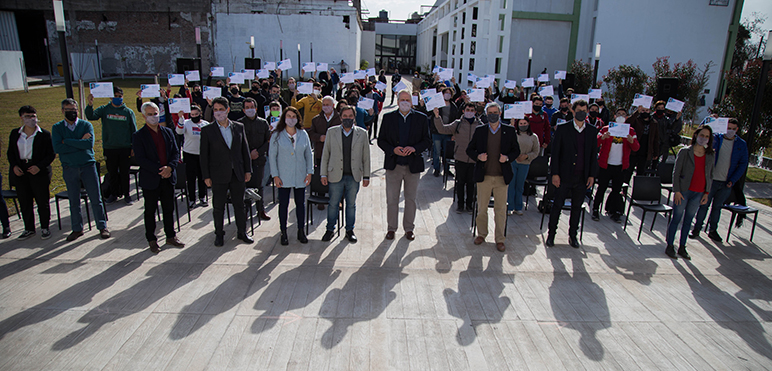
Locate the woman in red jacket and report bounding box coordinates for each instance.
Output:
[592,117,640,223]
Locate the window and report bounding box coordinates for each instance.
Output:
[499,14,505,31]
[451,58,455,68]
[453,30,457,42]
[495,58,502,74]
[452,44,456,55]
[471,24,477,37]
[454,16,457,27]
[460,43,464,55]
[501,0,507,8]
[462,12,466,24]
[455,0,458,9]
[459,58,463,69]
[469,58,475,71]
[461,28,465,39]
[498,36,504,53]
[470,41,476,54]
[472,7,478,20]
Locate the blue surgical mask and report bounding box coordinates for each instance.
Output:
[112,97,123,106]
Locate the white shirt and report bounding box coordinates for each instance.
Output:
[325,112,334,122]
[17,125,41,160]
[176,118,209,155]
[286,129,298,149]
[573,120,586,133]
[608,142,624,166]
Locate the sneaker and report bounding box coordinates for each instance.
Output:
[188,200,197,209]
[41,229,51,240]
[2,228,10,239]
[100,228,111,239]
[245,188,262,202]
[515,210,524,216]
[707,230,723,243]
[591,210,600,221]
[610,213,622,223]
[124,196,134,205]
[199,199,208,207]
[466,206,474,214]
[105,195,118,204]
[17,230,35,241]
[688,229,700,239]
[665,244,677,259]
[433,169,440,177]
[507,210,515,216]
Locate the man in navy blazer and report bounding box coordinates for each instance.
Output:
[133,102,185,253]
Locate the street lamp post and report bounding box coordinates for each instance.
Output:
[526,47,532,78]
[53,0,73,98]
[250,36,255,59]
[297,43,301,78]
[44,38,53,86]
[196,27,203,85]
[94,39,101,80]
[747,31,772,157]
[592,43,601,89]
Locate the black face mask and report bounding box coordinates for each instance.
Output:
[193,91,202,96]
[655,109,665,116]
[251,86,259,91]
[191,115,201,123]
[574,111,587,121]
[560,106,569,113]
[64,111,78,121]
[640,112,651,120]
[230,88,240,95]
[589,111,599,118]
[545,103,553,108]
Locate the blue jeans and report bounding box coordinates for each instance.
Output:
[62,163,107,232]
[507,162,530,212]
[666,190,702,247]
[432,133,452,171]
[327,175,359,231]
[693,179,732,233]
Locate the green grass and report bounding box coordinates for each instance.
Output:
[0,78,155,214]
[750,198,772,208]
[746,167,772,184]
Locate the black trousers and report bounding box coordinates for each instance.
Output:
[593,164,625,215]
[278,187,306,233]
[183,152,207,200]
[105,147,132,198]
[548,175,587,237]
[0,174,8,230]
[212,172,247,236]
[455,161,476,209]
[629,153,654,177]
[246,162,266,213]
[143,179,175,241]
[368,114,380,140]
[12,165,50,231]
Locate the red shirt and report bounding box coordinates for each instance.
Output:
[148,127,168,166]
[689,154,706,193]
[525,111,551,146]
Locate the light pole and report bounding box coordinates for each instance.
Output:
[94,39,101,80]
[526,47,532,78]
[592,43,601,89]
[196,27,203,84]
[44,38,53,86]
[747,31,772,157]
[310,42,313,62]
[297,43,301,78]
[250,36,255,59]
[53,0,73,98]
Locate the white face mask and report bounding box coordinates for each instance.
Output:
[399,101,412,112]
[313,89,321,96]
[213,111,228,122]
[244,108,257,118]
[145,114,160,125]
[615,116,626,123]
[285,118,298,126]
[23,117,38,128]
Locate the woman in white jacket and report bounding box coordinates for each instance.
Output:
[175,105,209,208]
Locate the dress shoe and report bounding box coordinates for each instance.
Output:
[610,213,622,223]
[322,231,335,242]
[385,231,395,240]
[149,241,161,254]
[280,232,289,246]
[2,228,11,239]
[105,195,118,204]
[496,242,505,252]
[569,236,580,248]
[688,229,700,239]
[665,244,677,259]
[166,236,185,247]
[214,235,224,247]
[474,236,484,245]
[433,169,440,177]
[456,206,465,214]
[258,211,271,221]
[346,230,358,243]
[99,228,111,239]
[405,231,415,240]
[591,210,600,221]
[199,198,208,207]
[17,230,35,241]
[297,230,308,244]
[708,230,723,242]
[238,233,254,244]
[124,196,134,205]
[545,234,555,247]
[677,245,691,260]
[66,230,84,242]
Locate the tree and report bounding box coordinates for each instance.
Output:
[601,64,648,113]
[569,59,594,94]
[645,57,713,124]
[360,59,369,70]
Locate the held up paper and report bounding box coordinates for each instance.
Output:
[256,69,270,79]
[203,86,221,100]
[353,70,367,79]
[168,74,185,86]
[571,94,590,104]
[466,88,485,102]
[504,80,517,89]
[169,98,191,113]
[666,97,685,112]
[241,69,255,80]
[302,62,316,72]
[358,97,375,110]
[375,81,388,91]
[539,85,554,97]
[317,63,328,71]
[475,77,491,89]
[366,68,376,76]
[420,88,437,98]
[184,70,201,81]
[632,93,654,108]
[297,82,314,94]
[521,78,535,88]
[704,117,729,134]
[277,59,292,71]
[467,72,478,82]
[438,67,454,80]
[392,80,407,92]
[228,72,245,84]
[432,65,441,74]
[341,73,356,84]
[503,104,524,120]
[538,74,550,82]
[608,122,630,138]
[263,62,276,70]
[554,70,567,79]
[411,96,419,105]
[140,84,161,98]
[423,93,447,111]
[210,67,225,77]
[589,89,602,99]
[89,82,114,98]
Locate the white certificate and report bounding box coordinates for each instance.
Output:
[539,85,554,97]
[556,118,568,126]
[169,98,191,113]
[210,67,225,77]
[423,93,446,111]
[264,106,271,119]
[353,70,367,79]
[358,97,375,110]
[375,81,387,91]
[503,104,524,120]
[168,74,185,86]
[302,62,316,72]
[317,62,328,71]
[516,100,533,114]
[228,72,244,84]
[666,97,685,112]
[184,70,200,81]
[341,72,356,84]
[589,89,602,99]
[256,69,270,79]
[466,88,485,102]
[366,68,376,76]
[554,70,567,79]
[521,78,535,88]
[392,80,407,92]
[411,96,418,106]
[277,59,292,71]
[297,82,314,94]
[438,67,453,80]
[632,93,654,108]
[89,82,114,98]
[203,86,221,100]
[467,73,478,82]
[420,88,437,98]
[704,117,729,134]
[432,65,441,73]
[571,94,590,104]
[263,62,276,70]
[608,122,630,138]
[538,74,550,82]
[475,77,491,89]
[269,116,280,130]
[504,80,517,89]
[241,69,255,80]
[140,84,161,98]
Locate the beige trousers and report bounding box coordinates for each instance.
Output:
[385,165,420,232]
[476,175,508,243]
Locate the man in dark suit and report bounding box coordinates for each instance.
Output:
[132,102,185,254]
[8,105,55,240]
[547,99,599,248]
[377,89,431,241]
[466,103,520,252]
[201,96,253,246]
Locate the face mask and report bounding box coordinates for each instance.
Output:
[574,111,587,121]
[193,91,202,96]
[244,108,257,118]
[251,86,259,91]
[288,83,296,90]
[696,136,709,147]
[464,111,475,119]
[589,111,599,118]
[655,109,665,115]
[443,93,451,101]
[640,112,650,119]
[285,118,298,126]
[398,101,412,112]
[519,124,529,132]
[725,129,737,139]
[508,93,514,97]
[64,111,78,121]
[112,97,123,106]
[213,111,228,122]
[615,116,626,123]
[341,118,354,129]
[560,106,569,113]
[23,117,38,128]
[230,88,240,95]
[486,113,500,123]
[270,93,279,100]
[545,103,552,108]
[322,106,334,115]
[597,101,605,106]
[271,110,281,117]
[145,114,160,125]
[313,89,321,96]
[533,105,543,113]
[191,115,201,123]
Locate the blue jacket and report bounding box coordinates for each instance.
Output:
[713,133,749,185]
[269,129,314,189]
[51,119,96,168]
[132,125,179,190]
[355,107,373,129]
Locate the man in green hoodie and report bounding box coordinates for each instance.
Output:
[86,85,137,205]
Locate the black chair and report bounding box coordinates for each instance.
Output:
[172,162,191,232]
[539,196,588,241]
[305,173,342,235]
[470,187,508,237]
[624,176,673,241]
[1,189,21,220]
[721,205,759,243]
[225,191,258,236]
[657,162,675,205]
[129,156,141,200]
[524,156,549,211]
[442,141,456,190]
[55,162,108,230]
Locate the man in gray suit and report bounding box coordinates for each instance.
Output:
[320,106,371,242]
[200,96,253,247]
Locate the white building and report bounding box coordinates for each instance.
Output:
[417,0,744,109]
